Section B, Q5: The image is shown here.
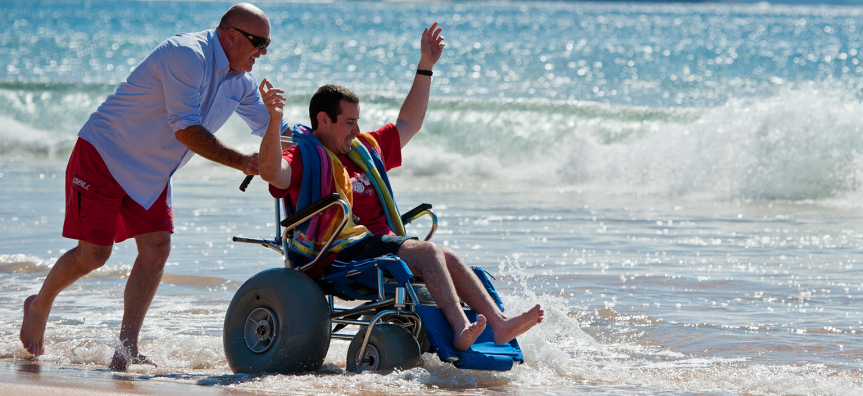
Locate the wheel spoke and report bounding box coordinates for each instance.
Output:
[243,307,279,353]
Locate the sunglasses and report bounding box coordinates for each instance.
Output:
[231,27,270,50]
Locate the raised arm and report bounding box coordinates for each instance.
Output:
[257,79,293,189]
[396,22,445,149]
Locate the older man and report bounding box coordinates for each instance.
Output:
[258,23,544,352]
[20,3,290,370]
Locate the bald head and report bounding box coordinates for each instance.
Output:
[218,3,270,32]
[216,3,271,73]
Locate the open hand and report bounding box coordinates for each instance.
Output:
[258,78,285,120]
[419,22,445,69]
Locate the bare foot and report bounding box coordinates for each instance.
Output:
[109,346,158,371]
[20,295,48,356]
[492,304,544,345]
[453,314,487,351]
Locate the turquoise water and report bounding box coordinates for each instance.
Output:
[1,1,863,394]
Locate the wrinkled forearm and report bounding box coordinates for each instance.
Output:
[175,125,246,171]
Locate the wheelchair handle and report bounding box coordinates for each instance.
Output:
[239,175,254,192]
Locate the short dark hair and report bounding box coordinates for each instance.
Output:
[309,84,359,130]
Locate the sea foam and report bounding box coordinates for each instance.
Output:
[396,84,863,201]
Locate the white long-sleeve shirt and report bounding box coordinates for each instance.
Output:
[79,29,289,209]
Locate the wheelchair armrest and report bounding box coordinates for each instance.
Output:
[279,193,351,273]
[400,203,432,225]
[400,203,437,242]
[280,193,341,229]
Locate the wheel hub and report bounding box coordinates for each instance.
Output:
[244,307,278,353]
[355,344,381,372]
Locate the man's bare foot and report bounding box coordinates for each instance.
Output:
[453,314,487,351]
[109,346,158,371]
[492,304,544,345]
[20,295,48,356]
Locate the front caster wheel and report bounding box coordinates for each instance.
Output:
[346,323,423,373]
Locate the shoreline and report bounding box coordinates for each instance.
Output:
[0,360,261,396]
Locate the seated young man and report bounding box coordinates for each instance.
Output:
[258,23,543,351]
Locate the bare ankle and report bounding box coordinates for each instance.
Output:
[453,315,487,351]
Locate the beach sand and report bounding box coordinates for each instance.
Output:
[0,360,259,396]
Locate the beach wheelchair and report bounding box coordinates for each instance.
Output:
[225,175,524,374]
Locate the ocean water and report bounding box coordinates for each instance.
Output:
[2,1,863,394]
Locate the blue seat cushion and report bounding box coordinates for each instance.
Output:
[318,256,414,301]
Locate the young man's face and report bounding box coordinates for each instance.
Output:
[317,100,360,155]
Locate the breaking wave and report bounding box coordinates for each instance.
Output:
[3,82,862,201]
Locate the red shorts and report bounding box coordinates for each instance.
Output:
[62,138,174,245]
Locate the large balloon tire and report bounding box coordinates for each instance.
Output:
[223,268,331,374]
[345,323,423,373]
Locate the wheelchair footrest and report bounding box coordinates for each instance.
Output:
[414,266,523,371]
[415,305,524,371]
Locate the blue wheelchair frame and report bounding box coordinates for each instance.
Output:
[232,176,524,371]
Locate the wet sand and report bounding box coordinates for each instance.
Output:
[0,360,260,396]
